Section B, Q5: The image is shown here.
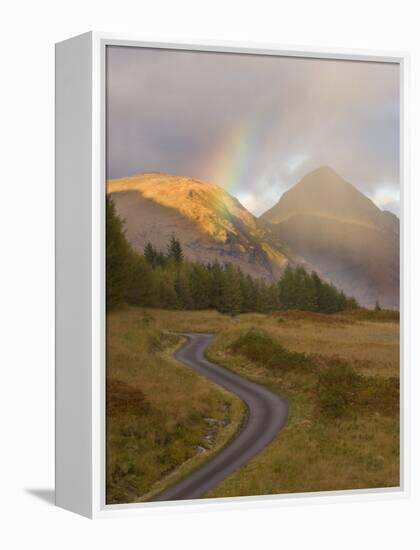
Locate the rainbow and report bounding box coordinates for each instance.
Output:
[209,111,275,197]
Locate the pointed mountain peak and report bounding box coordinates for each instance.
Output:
[261,166,389,230]
[296,165,350,191]
[307,165,340,177]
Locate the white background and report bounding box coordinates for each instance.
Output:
[0,0,419,548]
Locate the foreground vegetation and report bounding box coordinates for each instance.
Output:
[106,307,244,504]
[106,182,399,502]
[107,306,399,501]
[205,315,399,496]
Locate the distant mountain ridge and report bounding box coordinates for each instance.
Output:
[107,167,399,310]
[260,166,399,309]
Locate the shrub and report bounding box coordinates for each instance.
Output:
[273,310,355,325]
[106,378,149,416]
[147,330,181,352]
[229,328,313,372]
[317,360,365,418]
[341,309,399,323]
[357,376,399,417]
[316,358,399,418]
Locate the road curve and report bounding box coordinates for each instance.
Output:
[151,333,288,501]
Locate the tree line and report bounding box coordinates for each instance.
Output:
[107,196,359,314]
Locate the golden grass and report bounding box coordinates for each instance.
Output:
[341,309,400,322]
[270,309,356,325]
[139,307,237,333]
[106,306,243,504]
[146,307,399,378]
[262,319,399,378]
[205,415,399,497]
[204,324,399,497]
[107,306,400,502]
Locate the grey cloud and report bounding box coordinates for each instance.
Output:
[106,46,400,216]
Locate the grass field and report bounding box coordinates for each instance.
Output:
[106,306,400,502]
[106,307,244,504]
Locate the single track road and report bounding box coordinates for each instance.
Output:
[152,333,288,501]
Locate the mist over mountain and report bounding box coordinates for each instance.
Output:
[107,167,399,310]
[261,166,399,309]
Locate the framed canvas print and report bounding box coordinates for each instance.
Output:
[55,32,409,518]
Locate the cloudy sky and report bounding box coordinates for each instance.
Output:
[107,46,400,217]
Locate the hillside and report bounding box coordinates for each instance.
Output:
[261,166,399,309]
[107,173,291,281]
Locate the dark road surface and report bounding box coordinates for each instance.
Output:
[151,333,288,501]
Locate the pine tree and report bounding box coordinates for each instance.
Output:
[208,261,224,310]
[167,234,183,264]
[278,265,298,309]
[240,274,257,312]
[189,264,212,309]
[279,265,358,313]
[175,267,194,309]
[107,224,360,315]
[266,283,281,311]
[158,269,180,309]
[144,242,157,266]
[291,266,316,310]
[106,196,132,309]
[126,252,158,307]
[311,271,324,311]
[219,264,243,315]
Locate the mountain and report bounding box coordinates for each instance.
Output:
[107,173,291,281]
[261,166,399,309]
[382,210,400,235]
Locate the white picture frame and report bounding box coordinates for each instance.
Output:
[55,31,410,519]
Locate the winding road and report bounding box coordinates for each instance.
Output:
[152,333,288,501]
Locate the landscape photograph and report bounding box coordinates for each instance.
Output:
[105,46,400,504]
